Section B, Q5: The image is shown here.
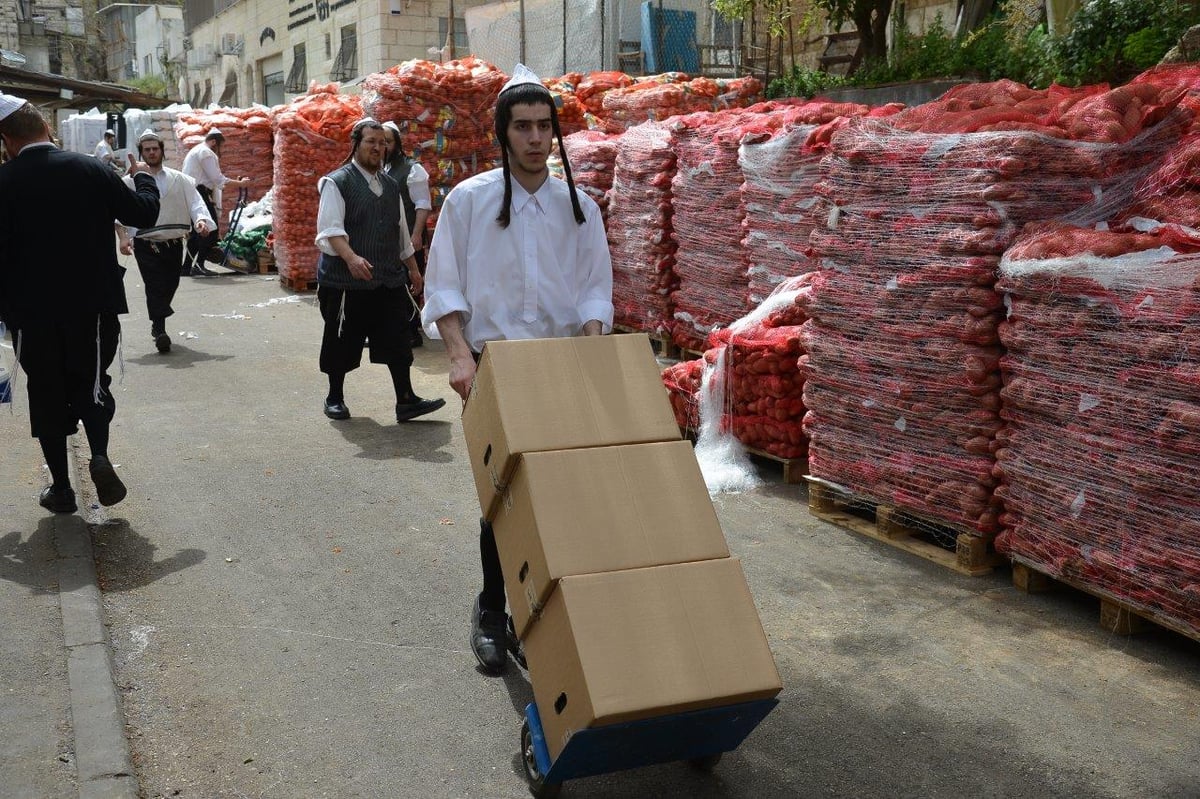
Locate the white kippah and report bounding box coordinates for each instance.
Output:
[0,92,25,122]
[381,120,401,135]
[499,64,548,96]
[104,128,115,136]
[137,128,162,143]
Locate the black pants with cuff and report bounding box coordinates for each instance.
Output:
[133,238,184,324]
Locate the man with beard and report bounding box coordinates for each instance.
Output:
[314,117,445,424]
[117,129,215,353]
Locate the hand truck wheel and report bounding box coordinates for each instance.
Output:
[521,718,562,798]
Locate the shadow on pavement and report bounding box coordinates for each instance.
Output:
[333,417,455,463]
[124,345,235,369]
[0,520,58,593]
[90,518,207,591]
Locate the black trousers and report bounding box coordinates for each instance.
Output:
[473,349,506,613]
[133,238,184,322]
[13,313,119,439]
[187,185,220,266]
[317,284,414,374]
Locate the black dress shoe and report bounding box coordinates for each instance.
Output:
[190,264,217,278]
[89,456,127,507]
[324,400,351,420]
[154,331,171,353]
[395,396,446,423]
[471,596,509,675]
[39,485,77,514]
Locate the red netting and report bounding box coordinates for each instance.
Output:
[995,233,1200,639]
[270,85,362,285]
[601,73,763,131]
[360,58,506,220]
[561,130,620,222]
[800,86,1192,534]
[607,121,677,334]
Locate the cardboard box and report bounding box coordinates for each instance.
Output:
[495,440,730,638]
[462,335,680,519]
[524,558,782,761]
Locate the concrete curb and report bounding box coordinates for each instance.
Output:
[57,440,139,799]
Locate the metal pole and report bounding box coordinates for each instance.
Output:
[562,0,567,74]
[448,0,456,59]
[519,0,527,64]
[599,0,605,70]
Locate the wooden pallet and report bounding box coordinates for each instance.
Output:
[613,324,681,360]
[279,273,317,293]
[805,477,1003,577]
[1011,558,1200,643]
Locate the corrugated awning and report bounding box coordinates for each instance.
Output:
[0,63,180,112]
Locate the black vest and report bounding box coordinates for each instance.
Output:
[317,163,404,290]
[386,154,418,235]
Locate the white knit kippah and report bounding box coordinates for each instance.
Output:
[499,64,548,96]
[0,92,27,122]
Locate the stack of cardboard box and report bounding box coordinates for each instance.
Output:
[463,334,782,761]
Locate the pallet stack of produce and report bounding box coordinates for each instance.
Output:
[995,220,1200,638]
[606,121,678,335]
[270,84,362,288]
[601,74,762,131]
[801,79,1191,537]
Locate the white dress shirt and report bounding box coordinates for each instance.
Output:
[405,162,433,211]
[422,168,614,353]
[181,141,229,191]
[93,139,113,162]
[314,160,415,260]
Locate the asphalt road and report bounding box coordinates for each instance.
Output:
[5,261,1200,798]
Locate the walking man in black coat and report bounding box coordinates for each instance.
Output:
[0,93,160,513]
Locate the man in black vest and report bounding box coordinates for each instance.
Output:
[0,93,160,513]
[313,117,445,423]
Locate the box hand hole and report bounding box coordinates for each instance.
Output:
[519,562,529,583]
[554,693,568,715]
[483,444,492,466]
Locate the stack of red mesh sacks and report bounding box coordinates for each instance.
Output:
[602,73,763,131]
[739,102,902,307]
[606,121,677,335]
[801,79,1192,536]
[561,130,620,223]
[995,67,1200,635]
[175,107,274,235]
[668,106,775,351]
[995,220,1200,636]
[271,84,362,286]
[543,72,591,136]
[662,273,815,457]
[361,57,506,223]
[575,71,635,133]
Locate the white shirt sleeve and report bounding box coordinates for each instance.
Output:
[314,176,348,256]
[407,163,433,210]
[576,204,615,333]
[422,189,472,332]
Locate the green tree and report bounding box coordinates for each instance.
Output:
[815,0,894,66]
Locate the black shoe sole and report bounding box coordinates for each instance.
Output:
[154,333,171,353]
[89,461,127,507]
